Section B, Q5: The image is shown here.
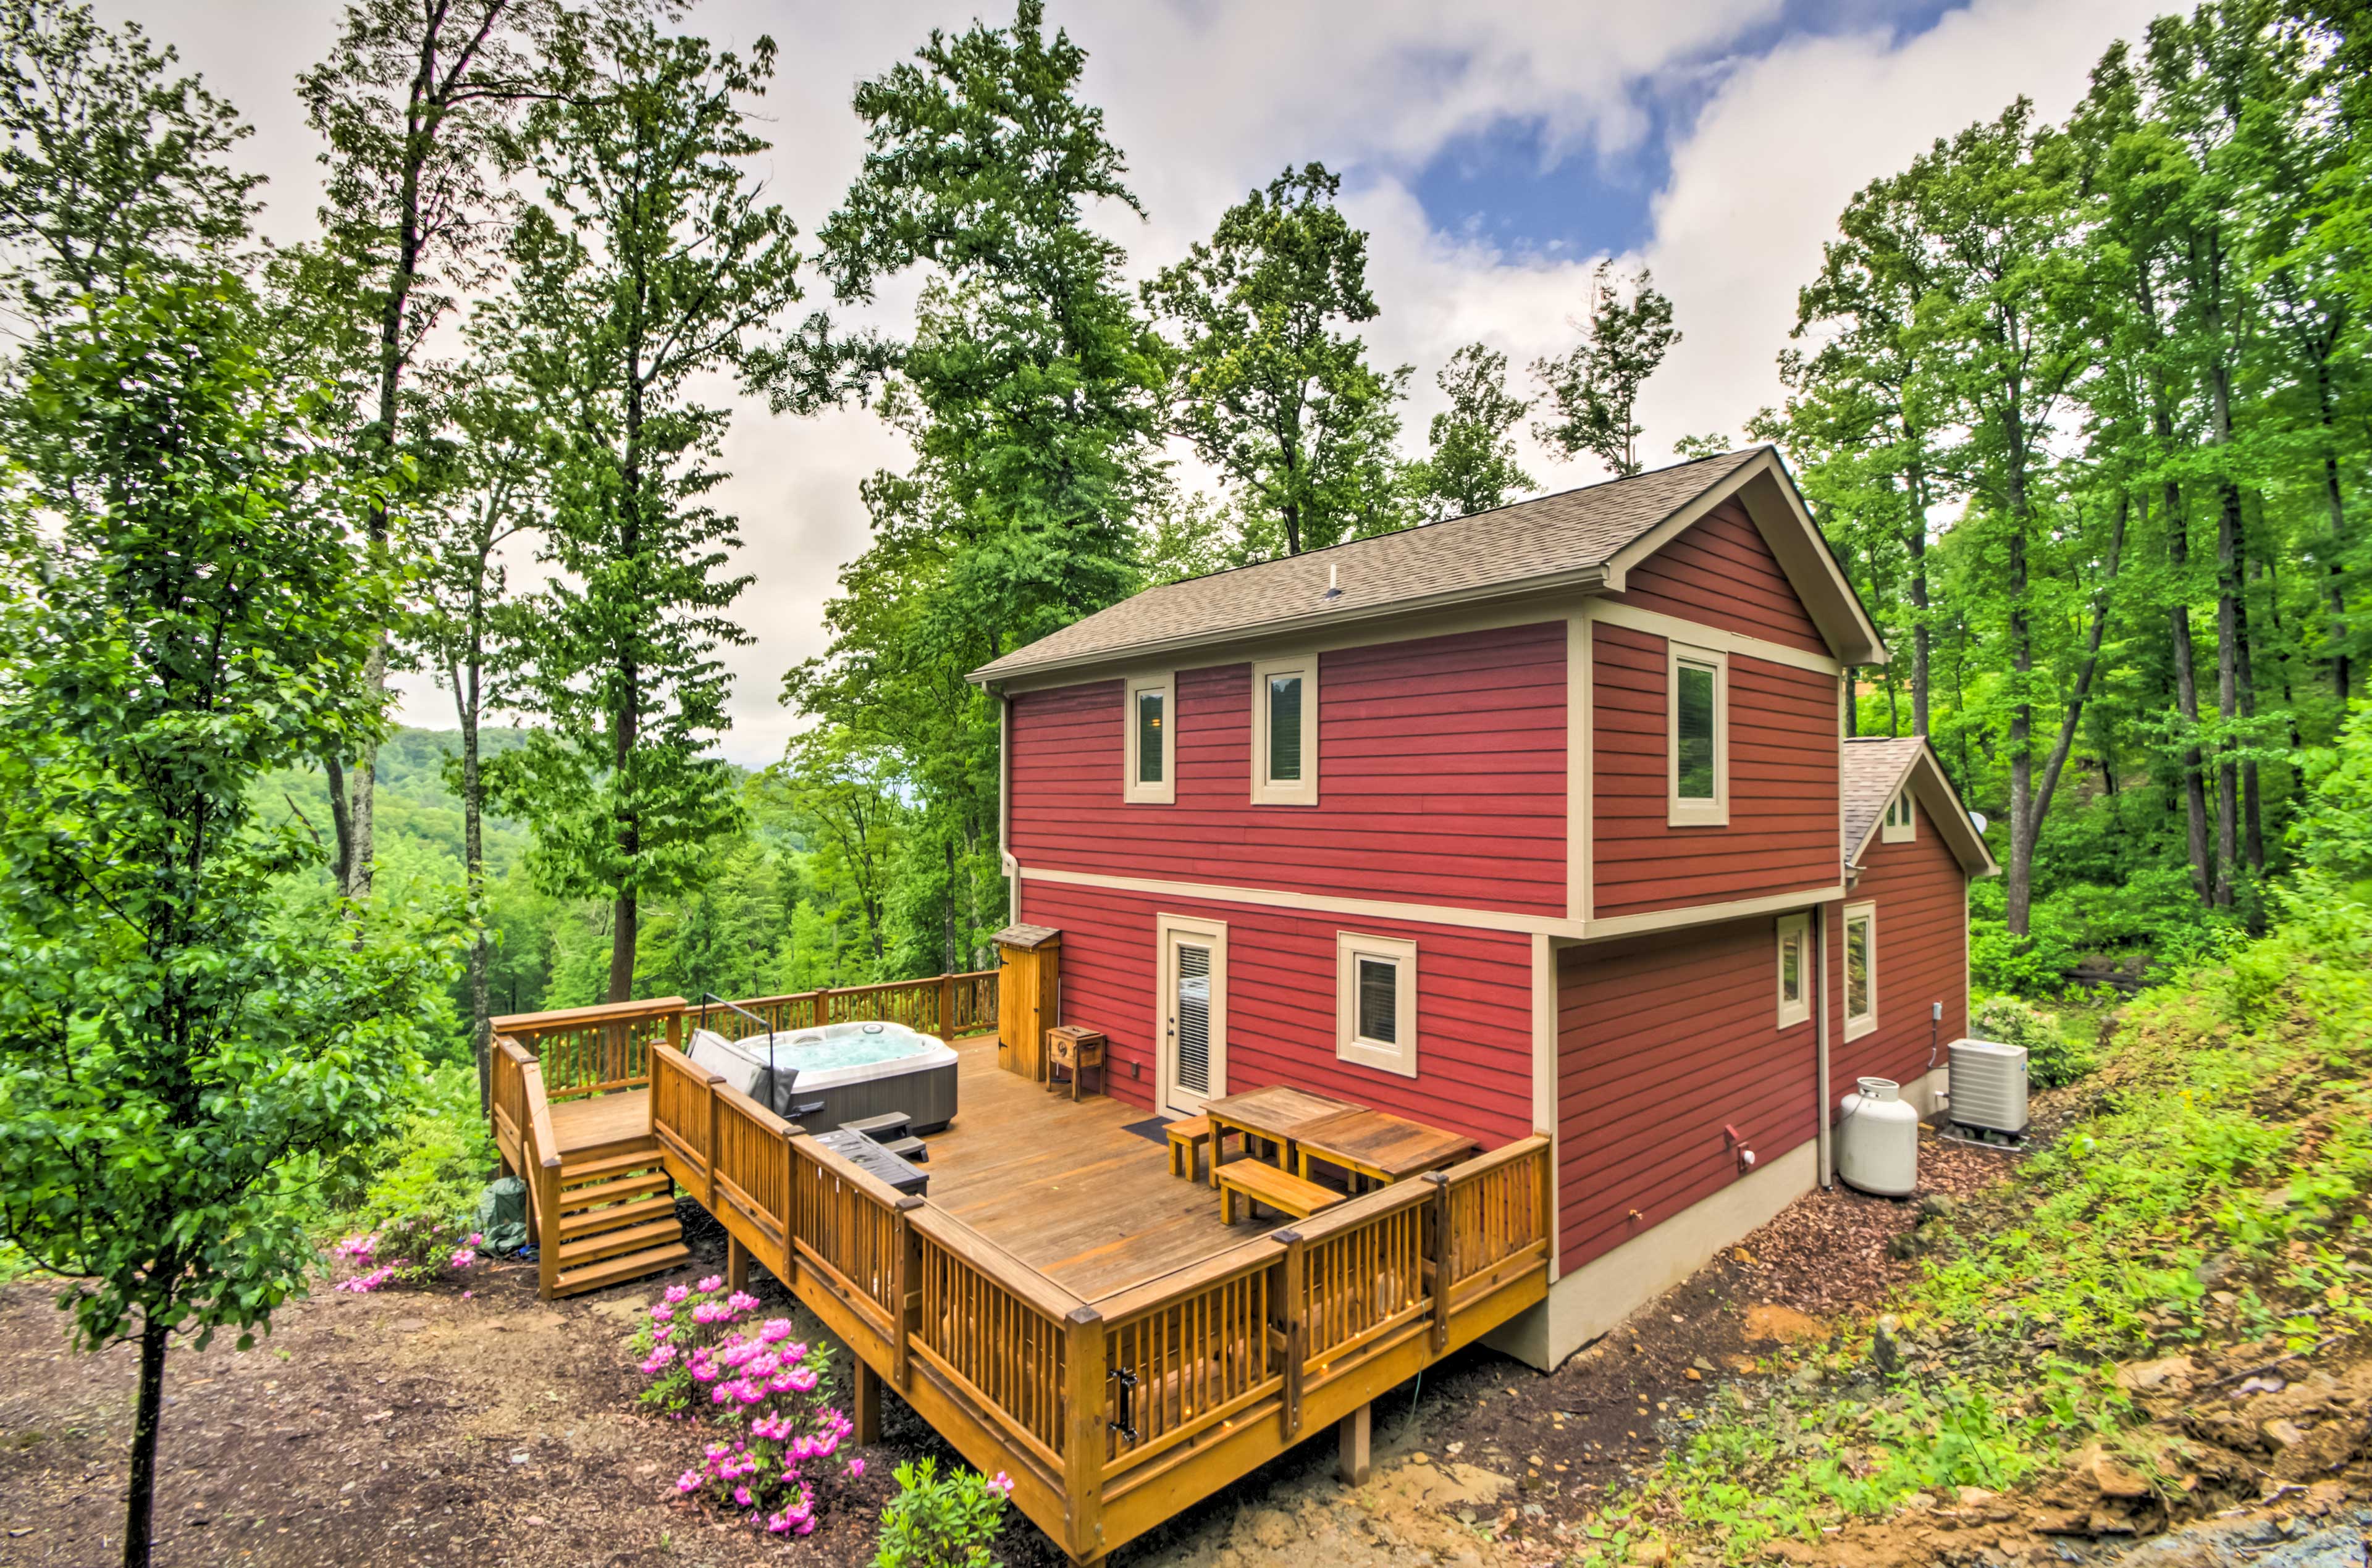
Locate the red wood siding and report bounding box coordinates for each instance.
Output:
[1007,622,1565,916]
[1556,917,1820,1270]
[1833,799,1970,1092]
[1607,498,1828,655]
[1592,621,1839,918]
[1018,878,1535,1148]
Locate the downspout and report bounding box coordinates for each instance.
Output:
[1815,900,1833,1189]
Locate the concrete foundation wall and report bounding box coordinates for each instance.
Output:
[1491,1063,1944,1370]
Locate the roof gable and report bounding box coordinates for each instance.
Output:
[1841,736,1998,879]
[970,447,1886,686]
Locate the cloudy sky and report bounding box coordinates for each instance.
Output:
[103,0,2162,765]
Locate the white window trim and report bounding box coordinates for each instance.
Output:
[1248,655,1320,807]
[1843,900,1877,1042]
[1775,912,1811,1029]
[1122,671,1175,805]
[1666,642,1730,828]
[1882,787,1916,843]
[1335,931,1418,1079]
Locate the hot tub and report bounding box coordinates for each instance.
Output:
[685,1021,959,1135]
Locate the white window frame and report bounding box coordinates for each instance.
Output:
[1775,912,1811,1029]
[1335,931,1418,1079]
[1882,787,1916,842]
[1122,671,1175,805]
[1843,900,1877,1042]
[1249,655,1319,807]
[1666,642,1730,827]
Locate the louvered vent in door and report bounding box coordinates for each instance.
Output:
[1174,942,1212,1098]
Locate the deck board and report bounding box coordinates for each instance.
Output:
[552,1036,1279,1302]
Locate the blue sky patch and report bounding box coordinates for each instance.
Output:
[1400,0,1970,259]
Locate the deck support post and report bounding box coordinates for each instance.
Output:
[892,1196,925,1391]
[1338,1401,1371,1486]
[534,1154,562,1301]
[1274,1229,1305,1440]
[1424,1170,1453,1354]
[1061,1305,1107,1566]
[938,972,954,1037]
[851,1354,883,1446]
[726,1235,749,1294]
[704,1079,722,1207]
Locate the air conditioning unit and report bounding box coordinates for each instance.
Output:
[1948,1037,2029,1134]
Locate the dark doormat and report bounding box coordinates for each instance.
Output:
[1121,1117,1170,1147]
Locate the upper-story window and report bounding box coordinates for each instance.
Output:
[1250,655,1318,807]
[1122,671,1175,804]
[1882,787,1916,842]
[1667,642,1729,826]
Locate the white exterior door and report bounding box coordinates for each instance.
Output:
[1156,915,1227,1116]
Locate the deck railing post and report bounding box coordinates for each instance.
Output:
[1424,1170,1453,1355]
[778,1128,802,1288]
[536,1152,562,1300]
[1274,1229,1306,1441]
[1062,1305,1107,1564]
[891,1195,924,1391]
[938,972,954,1037]
[705,1076,722,1207]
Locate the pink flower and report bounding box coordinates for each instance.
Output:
[448,1248,476,1271]
[696,1275,723,1293]
[461,1289,474,1301]
[784,1365,819,1394]
[759,1318,793,1344]
[726,1291,760,1314]
[991,1471,1013,1496]
[676,1471,699,1493]
[649,1303,673,1322]
[732,1485,752,1507]
[466,1231,484,1247]
[663,1283,689,1304]
[847,1456,865,1480]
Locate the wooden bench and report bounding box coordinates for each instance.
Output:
[1164,1115,1238,1181]
[1217,1159,1342,1224]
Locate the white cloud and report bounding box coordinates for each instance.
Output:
[90,0,2163,765]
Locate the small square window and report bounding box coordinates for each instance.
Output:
[1882,788,1916,843]
[1336,931,1417,1077]
[1775,913,1811,1029]
[1667,643,1728,826]
[1843,902,1877,1041]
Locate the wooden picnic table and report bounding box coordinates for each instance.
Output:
[1198,1085,1361,1189]
[1292,1108,1478,1191]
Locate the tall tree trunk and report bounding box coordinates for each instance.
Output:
[2006,514,2036,937]
[121,1314,170,1568]
[609,891,638,1004]
[2163,481,2218,906]
[456,656,490,1110]
[2234,513,2265,879]
[1907,459,1932,736]
[2316,354,2352,700]
[322,753,353,891]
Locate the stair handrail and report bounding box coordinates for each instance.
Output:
[517,1053,563,1300]
[697,991,775,1043]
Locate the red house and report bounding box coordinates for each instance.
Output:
[970,447,1996,1368]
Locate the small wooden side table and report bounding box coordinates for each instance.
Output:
[1045,1026,1106,1102]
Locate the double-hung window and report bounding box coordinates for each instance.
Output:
[1882,788,1916,842]
[1250,656,1318,805]
[1667,643,1729,826]
[1843,901,1877,1041]
[1775,913,1811,1029]
[1335,931,1418,1078]
[1122,672,1175,804]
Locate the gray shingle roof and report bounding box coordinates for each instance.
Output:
[970,448,1769,683]
[1841,737,1927,867]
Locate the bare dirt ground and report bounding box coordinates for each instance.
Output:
[7,1099,2368,1568]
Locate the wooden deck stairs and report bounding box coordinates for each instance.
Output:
[547,1140,689,1298]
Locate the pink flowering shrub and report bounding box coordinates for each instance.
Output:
[873,1457,1013,1567]
[630,1277,865,1533]
[330,1217,484,1293]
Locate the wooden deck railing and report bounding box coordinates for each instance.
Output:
[489,1035,566,1298]
[710,969,999,1042]
[633,1036,1553,1564]
[492,997,684,1099]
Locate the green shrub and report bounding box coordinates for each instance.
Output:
[1969,994,2093,1089]
[874,1457,1012,1568]
[1968,908,2077,998]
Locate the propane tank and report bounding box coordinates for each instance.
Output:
[1837,1076,1920,1197]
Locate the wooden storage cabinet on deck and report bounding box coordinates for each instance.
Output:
[996,924,1061,1082]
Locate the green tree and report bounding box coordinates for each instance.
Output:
[1409,342,1535,521]
[0,277,458,1568]
[488,12,826,1003]
[1531,259,1680,478]
[1143,161,1410,555]
[296,0,553,900]
[0,0,258,322]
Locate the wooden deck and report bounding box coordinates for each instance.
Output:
[491,987,1555,1566]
